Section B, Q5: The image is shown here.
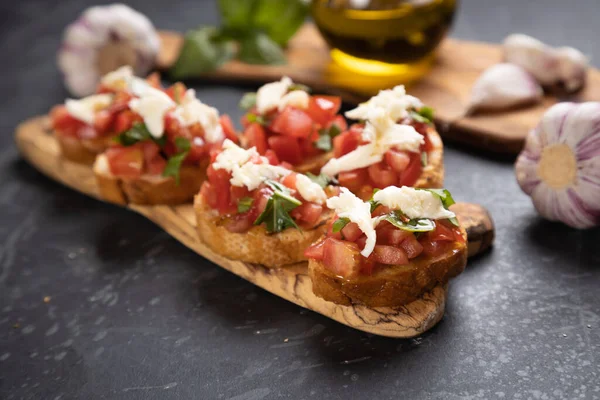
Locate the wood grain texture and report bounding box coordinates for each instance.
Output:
[14,116,492,337]
[157,25,600,154]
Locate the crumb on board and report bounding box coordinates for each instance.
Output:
[43,296,51,303]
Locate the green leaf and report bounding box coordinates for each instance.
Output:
[246,113,267,125]
[170,27,235,79]
[238,31,286,65]
[254,190,301,233]
[237,197,254,213]
[314,123,342,152]
[332,217,350,233]
[411,106,435,124]
[384,211,436,233]
[239,92,257,111]
[417,188,460,226]
[305,172,330,189]
[421,151,428,167]
[113,123,166,147]
[251,0,309,46]
[162,137,191,185]
[218,0,260,31]
[289,83,311,93]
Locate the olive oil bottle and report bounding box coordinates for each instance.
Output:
[312,0,457,77]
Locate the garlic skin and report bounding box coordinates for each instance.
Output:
[468,63,542,112]
[503,34,588,93]
[57,4,160,97]
[515,102,600,229]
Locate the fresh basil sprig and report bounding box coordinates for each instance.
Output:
[237,197,254,213]
[113,123,166,147]
[332,217,350,233]
[254,180,301,234]
[162,137,191,185]
[410,106,435,124]
[315,123,342,152]
[417,188,459,226]
[383,211,436,233]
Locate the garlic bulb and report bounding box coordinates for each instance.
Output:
[468,63,542,113]
[57,4,160,97]
[515,102,600,229]
[503,34,589,93]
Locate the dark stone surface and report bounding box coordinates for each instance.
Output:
[1,0,599,399]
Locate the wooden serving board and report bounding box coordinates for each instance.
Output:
[15,116,494,338]
[157,24,600,154]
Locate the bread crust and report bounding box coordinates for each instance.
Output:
[415,125,444,189]
[194,195,331,268]
[93,155,207,205]
[56,134,112,165]
[308,227,467,307]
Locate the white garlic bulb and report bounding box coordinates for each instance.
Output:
[503,34,589,93]
[57,4,160,97]
[468,63,542,113]
[515,102,600,229]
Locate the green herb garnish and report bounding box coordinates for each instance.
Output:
[239,92,257,110]
[417,188,459,226]
[305,172,331,189]
[332,217,350,233]
[246,113,267,126]
[162,137,191,185]
[410,106,435,124]
[237,197,254,213]
[314,123,342,152]
[113,123,166,147]
[384,211,436,233]
[254,180,302,233]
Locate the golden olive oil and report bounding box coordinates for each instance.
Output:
[312,0,457,77]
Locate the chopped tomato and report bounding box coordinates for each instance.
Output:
[304,239,326,260]
[165,82,187,102]
[263,149,280,165]
[368,162,397,189]
[50,105,86,138]
[373,245,409,265]
[291,202,323,226]
[219,115,239,143]
[338,169,368,193]
[385,150,411,173]
[378,227,414,246]
[307,96,342,126]
[113,110,139,133]
[341,222,362,242]
[281,173,297,191]
[400,236,424,258]
[244,123,268,155]
[106,147,144,178]
[332,129,361,158]
[398,152,423,187]
[270,106,314,138]
[147,156,166,175]
[328,115,348,132]
[322,238,361,278]
[430,220,464,243]
[93,110,114,134]
[230,185,252,204]
[268,136,302,165]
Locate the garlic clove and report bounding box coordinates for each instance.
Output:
[57,4,159,97]
[555,47,589,93]
[468,63,542,113]
[515,102,600,229]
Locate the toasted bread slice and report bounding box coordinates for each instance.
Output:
[308,227,467,307]
[93,155,207,205]
[56,134,113,165]
[194,195,331,268]
[294,152,333,175]
[415,125,444,188]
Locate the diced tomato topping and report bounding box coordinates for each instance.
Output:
[368,162,397,189]
[333,129,361,158]
[93,110,114,134]
[113,110,139,133]
[106,147,144,178]
[263,149,280,165]
[378,227,414,245]
[338,169,369,193]
[385,150,411,173]
[341,222,362,242]
[373,245,409,265]
[244,123,268,154]
[291,202,323,226]
[219,115,239,143]
[398,152,423,187]
[322,238,361,278]
[50,105,86,138]
[270,106,314,139]
[400,236,424,258]
[165,82,187,102]
[281,173,297,191]
[328,115,348,132]
[268,135,302,165]
[304,239,326,260]
[306,96,342,126]
[224,213,255,233]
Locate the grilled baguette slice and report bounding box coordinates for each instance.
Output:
[308,227,467,308]
[93,154,207,205]
[194,194,331,268]
[56,134,113,165]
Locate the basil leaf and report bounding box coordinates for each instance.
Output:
[419,188,456,209]
[332,217,350,233]
[421,151,428,167]
[246,113,267,126]
[315,123,342,151]
[162,137,191,185]
[238,31,286,65]
[419,106,434,122]
[237,197,254,213]
[254,190,301,233]
[114,123,166,147]
[251,0,309,46]
[170,27,235,79]
[305,172,330,189]
[239,92,257,111]
[384,211,436,232]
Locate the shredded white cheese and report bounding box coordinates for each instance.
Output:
[100,65,150,97]
[326,188,377,257]
[278,90,310,112]
[373,186,455,220]
[345,85,423,122]
[321,142,382,177]
[65,94,113,125]
[172,89,225,144]
[255,76,293,114]
[128,87,175,138]
[295,174,327,205]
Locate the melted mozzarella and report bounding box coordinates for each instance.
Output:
[326,188,377,257]
[255,76,292,114]
[128,87,175,138]
[100,65,133,90]
[321,142,382,177]
[172,89,225,144]
[373,186,455,220]
[345,85,423,122]
[295,174,327,204]
[65,94,113,125]
[212,139,258,172]
[278,90,310,112]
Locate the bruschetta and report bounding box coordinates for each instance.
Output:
[320,85,443,200]
[239,77,345,174]
[78,68,238,205]
[305,186,467,307]
[194,139,337,267]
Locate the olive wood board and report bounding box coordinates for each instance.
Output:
[15,116,494,338]
[157,24,600,154]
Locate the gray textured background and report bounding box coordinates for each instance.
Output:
[1,1,599,399]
